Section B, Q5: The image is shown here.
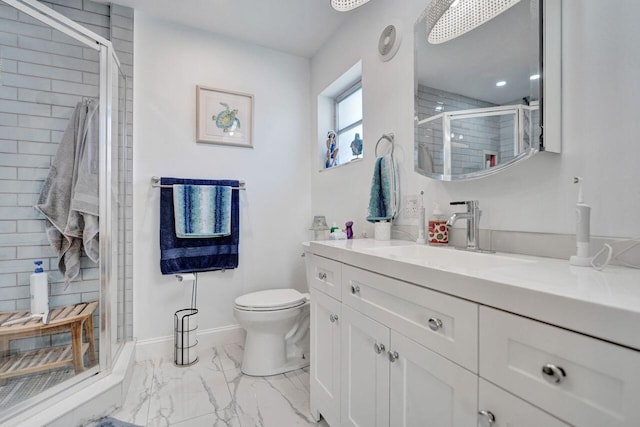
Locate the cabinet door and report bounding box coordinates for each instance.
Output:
[478,379,569,427]
[341,305,390,427]
[310,289,342,427]
[342,265,478,372]
[389,331,477,427]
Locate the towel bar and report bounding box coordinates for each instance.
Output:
[375,133,395,157]
[151,176,246,190]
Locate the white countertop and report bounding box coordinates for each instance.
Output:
[309,239,640,350]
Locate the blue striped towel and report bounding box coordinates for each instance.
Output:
[173,184,231,238]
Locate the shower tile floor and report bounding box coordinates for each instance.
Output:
[110,343,330,427]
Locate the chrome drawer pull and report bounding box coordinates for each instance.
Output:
[329,314,339,323]
[350,284,360,295]
[318,272,327,280]
[373,343,385,354]
[428,317,443,331]
[388,350,399,363]
[477,410,495,426]
[541,363,566,384]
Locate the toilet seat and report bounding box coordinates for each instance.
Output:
[234,289,307,312]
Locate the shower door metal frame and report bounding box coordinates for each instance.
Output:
[0,0,128,420]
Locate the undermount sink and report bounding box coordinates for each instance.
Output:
[360,244,535,270]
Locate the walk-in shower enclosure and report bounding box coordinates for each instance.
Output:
[0,0,132,420]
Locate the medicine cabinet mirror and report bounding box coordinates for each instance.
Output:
[414,0,561,181]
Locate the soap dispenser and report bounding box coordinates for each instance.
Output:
[428,204,448,245]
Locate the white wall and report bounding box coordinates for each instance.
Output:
[133,13,311,341]
[311,0,640,240]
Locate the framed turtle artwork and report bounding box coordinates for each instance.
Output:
[196,85,253,147]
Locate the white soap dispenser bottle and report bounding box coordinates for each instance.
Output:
[30,260,49,315]
[569,177,592,266]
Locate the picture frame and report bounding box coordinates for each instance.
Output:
[196,85,253,147]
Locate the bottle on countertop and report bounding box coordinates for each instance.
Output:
[428,204,448,245]
[345,221,354,239]
[329,222,347,240]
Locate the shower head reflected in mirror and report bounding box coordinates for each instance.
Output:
[424,0,521,44]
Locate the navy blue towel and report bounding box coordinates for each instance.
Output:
[160,177,240,274]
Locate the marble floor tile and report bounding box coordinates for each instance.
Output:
[170,412,242,427]
[214,343,244,372]
[114,341,329,426]
[224,367,318,427]
[146,355,234,426]
[110,359,154,425]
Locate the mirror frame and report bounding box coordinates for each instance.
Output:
[414,0,561,181]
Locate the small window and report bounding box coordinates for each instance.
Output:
[318,61,363,170]
[333,82,363,166]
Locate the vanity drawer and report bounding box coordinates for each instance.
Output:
[479,307,640,427]
[342,265,478,372]
[478,379,569,427]
[307,254,342,300]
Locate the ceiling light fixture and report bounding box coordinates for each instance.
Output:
[331,0,371,12]
[530,74,540,80]
[496,80,507,87]
[424,0,521,44]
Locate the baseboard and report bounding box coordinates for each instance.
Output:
[135,324,246,362]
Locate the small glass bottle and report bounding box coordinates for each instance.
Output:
[428,204,448,245]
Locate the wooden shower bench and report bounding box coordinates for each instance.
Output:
[0,301,98,382]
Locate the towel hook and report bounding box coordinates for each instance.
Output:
[375,133,395,157]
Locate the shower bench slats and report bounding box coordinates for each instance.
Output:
[0,343,90,380]
[0,301,98,383]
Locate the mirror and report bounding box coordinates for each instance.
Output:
[414,0,558,181]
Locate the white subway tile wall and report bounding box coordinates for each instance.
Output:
[416,85,508,175]
[0,0,134,354]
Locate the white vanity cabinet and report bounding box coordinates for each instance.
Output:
[309,255,342,427]
[310,255,480,427]
[479,307,640,427]
[309,240,640,427]
[340,306,478,427]
[340,265,479,427]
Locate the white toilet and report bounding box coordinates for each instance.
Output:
[234,288,310,376]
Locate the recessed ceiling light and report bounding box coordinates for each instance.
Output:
[530,74,540,80]
[496,81,507,87]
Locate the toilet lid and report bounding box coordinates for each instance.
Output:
[234,289,307,311]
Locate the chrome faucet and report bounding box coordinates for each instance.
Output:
[446,200,481,251]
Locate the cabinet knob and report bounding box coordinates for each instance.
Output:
[373,343,386,354]
[350,284,360,295]
[541,363,566,384]
[427,317,443,331]
[477,410,496,427]
[388,350,399,363]
[329,314,339,323]
[318,272,327,280]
